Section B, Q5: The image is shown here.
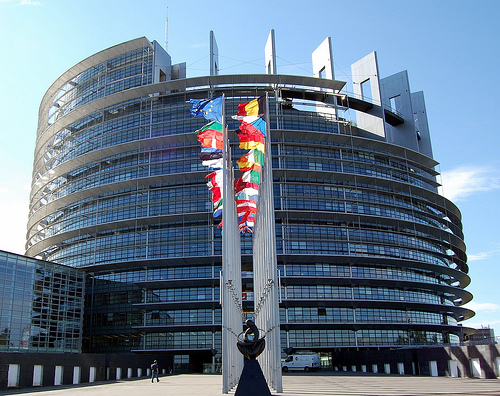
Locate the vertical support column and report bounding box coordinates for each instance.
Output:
[312,37,335,80]
[351,51,386,138]
[380,71,418,150]
[265,29,277,75]
[221,97,243,393]
[410,91,433,157]
[312,37,337,119]
[253,93,283,393]
[210,30,219,76]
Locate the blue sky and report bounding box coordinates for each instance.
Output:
[0,0,499,338]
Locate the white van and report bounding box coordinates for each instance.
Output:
[282,354,320,372]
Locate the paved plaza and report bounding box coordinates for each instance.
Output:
[2,372,500,396]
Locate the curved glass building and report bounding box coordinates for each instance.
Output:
[28,36,474,370]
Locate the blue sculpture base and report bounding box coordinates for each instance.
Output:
[234,359,272,396]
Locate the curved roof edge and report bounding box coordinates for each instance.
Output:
[39,37,153,120]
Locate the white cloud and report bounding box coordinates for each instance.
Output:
[463,301,500,312]
[467,250,500,261]
[439,165,500,201]
[467,252,490,261]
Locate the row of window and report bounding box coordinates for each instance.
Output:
[49,48,153,125]
[46,232,452,269]
[37,146,434,211]
[82,263,450,287]
[83,327,451,352]
[36,194,450,247]
[286,329,445,347]
[0,256,84,353]
[68,306,461,329]
[285,285,443,304]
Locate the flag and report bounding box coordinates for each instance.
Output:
[235,191,259,202]
[239,116,266,137]
[206,170,223,205]
[213,207,223,218]
[238,211,256,233]
[213,199,223,218]
[239,140,265,152]
[237,149,264,172]
[200,147,222,154]
[199,137,223,151]
[235,95,267,233]
[237,96,266,118]
[236,199,257,210]
[190,96,223,122]
[235,185,259,197]
[197,121,223,137]
[235,182,260,194]
[206,170,223,189]
[197,122,224,150]
[200,151,223,161]
[237,204,257,217]
[202,158,223,169]
[236,170,261,185]
[237,131,265,145]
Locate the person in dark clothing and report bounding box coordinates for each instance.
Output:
[151,360,159,382]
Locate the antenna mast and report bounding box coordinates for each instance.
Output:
[164,7,168,51]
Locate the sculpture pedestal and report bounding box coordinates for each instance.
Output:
[234,359,272,396]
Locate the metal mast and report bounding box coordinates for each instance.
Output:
[252,93,283,393]
[221,95,244,393]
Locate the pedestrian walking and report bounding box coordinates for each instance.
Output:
[151,360,160,383]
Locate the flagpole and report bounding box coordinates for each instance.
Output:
[221,94,243,393]
[253,92,282,393]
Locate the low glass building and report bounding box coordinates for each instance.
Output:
[27,35,474,370]
[0,250,84,353]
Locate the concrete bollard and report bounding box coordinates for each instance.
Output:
[73,366,81,384]
[8,364,20,388]
[54,366,64,385]
[89,367,96,383]
[33,365,43,386]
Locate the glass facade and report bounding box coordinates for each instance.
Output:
[28,37,473,366]
[0,251,84,353]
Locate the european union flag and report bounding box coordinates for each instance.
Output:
[190,96,223,122]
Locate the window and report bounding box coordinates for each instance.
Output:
[361,79,372,101]
[389,95,400,112]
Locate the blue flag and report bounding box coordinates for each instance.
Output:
[190,96,223,122]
